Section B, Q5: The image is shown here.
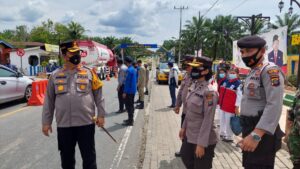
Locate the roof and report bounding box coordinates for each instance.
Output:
[0,40,14,48]
[11,42,44,48]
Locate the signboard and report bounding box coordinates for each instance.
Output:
[292,34,300,46]
[120,44,158,49]
[16,48,25,57]
[233,26,288,74]
[45,44,59,52]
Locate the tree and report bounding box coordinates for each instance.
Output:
[67,21,85,40]
[15,25,29,42]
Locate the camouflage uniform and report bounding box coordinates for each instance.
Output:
[288,90,300,166]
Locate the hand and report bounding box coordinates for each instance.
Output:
[42,125,52,137]
[96,117,105,128]
[235,106,240,115]
[179,128,185,140]
[238,135,259,152]
[195,145,205,158]
[174,107,180,114]
[122,93,126,99]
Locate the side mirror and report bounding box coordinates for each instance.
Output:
[17,72,23,78]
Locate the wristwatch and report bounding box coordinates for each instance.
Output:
[250,132,261,142]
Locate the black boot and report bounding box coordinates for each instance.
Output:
[136,101,144,109]
[145,91,149,95]
[122,119,134,126]
[134,99,141,104]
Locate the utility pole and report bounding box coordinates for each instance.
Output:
[236,14,270,35]
[174,6,188,67]
[196,11,201,58]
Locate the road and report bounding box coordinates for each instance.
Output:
[0,79,147,169]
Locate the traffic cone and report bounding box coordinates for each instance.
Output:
[28,81,44,106]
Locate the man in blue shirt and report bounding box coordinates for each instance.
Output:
[122,56,137,126]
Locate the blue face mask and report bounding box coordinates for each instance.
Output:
[228,74,237,80]
[219,73,225,79]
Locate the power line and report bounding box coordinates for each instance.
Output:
[226,0,248,14]
[174,6,188,66]
[202,0,220,17]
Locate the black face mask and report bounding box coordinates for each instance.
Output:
[69,54,81,65]
[242,49,262,67]
[190,67,204,80]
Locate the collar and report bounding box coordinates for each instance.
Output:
[228,78,239,83]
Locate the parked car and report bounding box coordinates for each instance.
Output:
[0,65,33,104]
[156,62,183,84]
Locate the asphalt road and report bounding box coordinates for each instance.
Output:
[0,78,147,169]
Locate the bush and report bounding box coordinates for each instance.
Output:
[288,75,297,87]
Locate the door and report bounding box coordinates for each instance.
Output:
[0,67,19,103]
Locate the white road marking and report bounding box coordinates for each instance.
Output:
[109,110,139,169]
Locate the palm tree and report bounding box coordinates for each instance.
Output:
[272,13,300,54]
[67,21,85,40]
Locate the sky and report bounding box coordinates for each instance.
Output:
[0,0,294,45]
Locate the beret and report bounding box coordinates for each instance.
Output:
[237,35,266,48]
[124,56,133,63]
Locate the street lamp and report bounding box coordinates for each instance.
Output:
[278,0,300,14]
[279,0,284,12]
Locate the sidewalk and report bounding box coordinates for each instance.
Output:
[142,83,294,169]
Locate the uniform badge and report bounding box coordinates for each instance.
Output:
[249,90,255,96]
[271,77,280,86]
[58,85,64,91]
[206,92,214,106]
[80,85,86,90]
[248,83,255,89]
[230,85,235,89]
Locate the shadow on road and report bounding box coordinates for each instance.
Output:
[106,123,127,132]
[155,107,173,112]
[0,100,27,109]
[159,158,185,169]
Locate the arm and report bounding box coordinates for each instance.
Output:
[42,75,56,125]
[93,87,106,117]
[175,77,186,107]
[255,66,284,135]
[174,69,178,86]
[124,70,132,94]
[197,91,218,147]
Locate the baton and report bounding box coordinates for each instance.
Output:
[92,116,117,143]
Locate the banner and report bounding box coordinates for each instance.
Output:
[232,26,288,74]
[45,44,59,53]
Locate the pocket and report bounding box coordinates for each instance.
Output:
[189,95,203,113]
[246,83,261,100]
[76,78,89,93]
[54,79,68,94]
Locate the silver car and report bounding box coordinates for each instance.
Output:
[0,65,33,104]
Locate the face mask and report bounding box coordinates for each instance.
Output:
[219,73,225,79]
[228,74,237,80]
[242,49,262,67]
[190,67,204,80]
[69,54,81,65]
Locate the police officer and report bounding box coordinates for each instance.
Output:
[237,35,285,169]
[168,62,178,108]
[42,40,106,169]
[122,56,137,126]
[144,63,150,95]
[286,90,300,169]
[180,56,218,169]
[136,60,146,109]
[174,55,194,157]
[116,58,127,114]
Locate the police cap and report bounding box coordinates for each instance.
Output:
[124,56,133,63]
[60,40,81,54]
[195,56,213,69]
[237,35,266,49]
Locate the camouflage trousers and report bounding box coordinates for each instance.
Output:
[288,126,300,164]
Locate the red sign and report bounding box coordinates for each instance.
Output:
[80,51,87,57]
[17,49,25,57]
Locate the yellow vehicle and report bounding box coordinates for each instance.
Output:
[156,62,183,84]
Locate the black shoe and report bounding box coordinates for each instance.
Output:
[136,101,144,109]
[168,105,175,108]
[175,152,181,157]
[135,100,141,104]
[145,91,149,95]
[123,119,129,123]
[116,110,125,114]
[122,120,134,126]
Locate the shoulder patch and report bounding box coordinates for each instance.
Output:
[205,91,214,106]
[266,67,280,87]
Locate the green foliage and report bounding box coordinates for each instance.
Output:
[288,75,297,87]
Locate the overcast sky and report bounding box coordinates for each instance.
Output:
[0,0,291,45]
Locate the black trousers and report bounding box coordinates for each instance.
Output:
[125,94,135,121]
[57,124,97,169]
[181,140,216,169]
[294,163,300,169]
[117,85,125,111]
[181,113,186,127]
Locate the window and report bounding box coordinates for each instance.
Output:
[0,67,16,77]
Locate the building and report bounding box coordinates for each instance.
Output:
[0,40,14,65]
